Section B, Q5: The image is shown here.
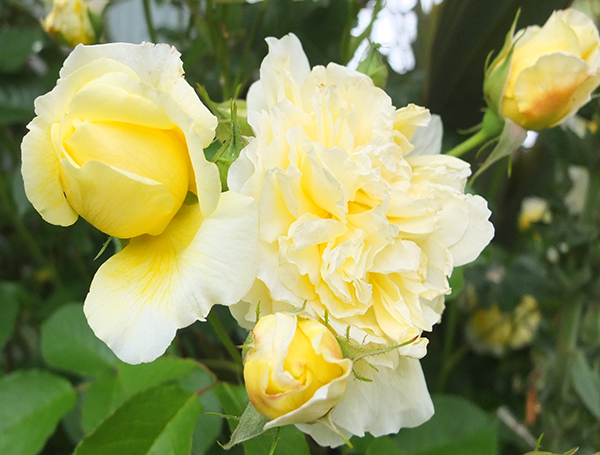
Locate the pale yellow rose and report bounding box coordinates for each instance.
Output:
[518,197,552,231]
[486,9,600,131]
[244,313,352,427]
[21,43,258,363]
[43,0,95,46]
[229,33,492,446]
[467,295,541,356]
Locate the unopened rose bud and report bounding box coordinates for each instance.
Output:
[485,9,600,131]
[43,0,96,47]
[244,313,352,427]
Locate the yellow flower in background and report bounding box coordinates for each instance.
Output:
[43,0,95,46]
[486,9,600,131]
[518,197,552,231]
[21,43,258,364]
[229,33,493,446]
[467,295,541,356]
[244,313,352,426]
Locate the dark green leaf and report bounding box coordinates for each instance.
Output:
[74,384,202,455]
[41,303,118,376]
[392,395,497,455]
[0,27,43,73]
[571,350,600,420]
[0,370,76,455]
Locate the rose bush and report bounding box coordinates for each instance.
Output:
[229,33,494,445]
[485,8,600,131]
[21,43,258,364]
[244,313,352,427]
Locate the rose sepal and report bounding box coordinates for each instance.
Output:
[484,10,521,115]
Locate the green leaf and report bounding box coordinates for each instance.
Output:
[74,384,202,455]
[571,350,600,420]
[41,303,118,376]
[473,118,527,180]
[0,27,43,73]
[214,384,310,455]
[81,357,214,435]
[118,356,201,397]
[392,395,497,455]
[81,371,126,434]
[365,436,401,455]
[222,402,270,449]
[192,389,223,455]
[0,370,77,455]
[0,282,20,349]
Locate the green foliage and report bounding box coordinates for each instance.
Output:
[0,282,20,349]
[393,395,497,455]
[0,370,76,455]
[41,303,118,376]
[2,0,600,454]
[73,384,202,455]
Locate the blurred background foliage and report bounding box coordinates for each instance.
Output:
[1,0,600,454]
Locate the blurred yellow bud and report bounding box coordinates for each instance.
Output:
[564,165,589,215]
[243,313,352,427]
[467,295,541,356]
[485,9,600,131]
[518,197,551,231]
[43,0,95,47]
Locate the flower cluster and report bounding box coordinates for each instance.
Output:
[228,33,494,445]
[22,24,502,449]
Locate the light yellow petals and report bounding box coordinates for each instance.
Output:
[63,119,189,203]
[511,53,598,130]
[84,191,258,364]
[21,117,78,226]
[60,158,176,238]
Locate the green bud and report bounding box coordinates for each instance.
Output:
[211,101,248,191]
[356,42,389,89]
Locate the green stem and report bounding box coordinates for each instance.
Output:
[232,0,270,92]
[446,129,491,157]
[208,311,242,365]
[268,427,282,455]
[344,0,384,64]
[142,0,158,43]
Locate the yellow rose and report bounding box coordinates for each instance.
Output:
[43,0,95,46]
[229,33,489,446]
[244,313,352,427]
[486,9,600,131]
[467,295,541,356]
[21,43,258,364]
